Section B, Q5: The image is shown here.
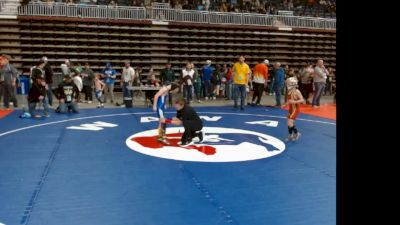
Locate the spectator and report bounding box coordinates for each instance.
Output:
[175,1,182,9]
[192,63,202,103]
[220,2,228,11]
[298,63,314,104]
[211,64,221,100]
[118,61,135,106]
[312,59,329,108]
[60,59,72,76]
[81,62,95,104]
[101,62,117,103]
[204,0,210,10]
[27,75,49,118]
[160,62,175,106]
[324,67,334,96]
[71,72,83,95]
[0,54,18,109]
[272,62,285,107]
[31,60,50,110]
[145,73,160,105]
[232,55,251,110]
[201,60,214,100]
[31,60,46,82]
[182,62,195,104]
[182,0,190,9]
[220,64,228,98]
[250,59,269,106]
[56,75,79,113]
[41,56,54,106]
[108,0,118,7]
[225,64,233,100]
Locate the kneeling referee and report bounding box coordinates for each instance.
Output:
[161,98,204,146]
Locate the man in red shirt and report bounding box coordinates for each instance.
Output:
[225,64,233,100]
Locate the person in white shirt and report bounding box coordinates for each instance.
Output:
[116,61,135,107]
[121,61,135,99]
[312,59,329,108]
[71,72,83,93]
[182,62,195,104]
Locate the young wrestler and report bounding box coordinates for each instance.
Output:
[153,82,180,144]
[94,74,105,108]
[284,77,304,141]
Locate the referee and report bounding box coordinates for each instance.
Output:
[161,98,204,146]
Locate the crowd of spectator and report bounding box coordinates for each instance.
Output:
[0,54,335,118]
[23,0,336,18]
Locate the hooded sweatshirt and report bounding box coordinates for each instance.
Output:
[101,62,116,85]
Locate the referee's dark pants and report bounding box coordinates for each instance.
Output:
[182,120,203,142]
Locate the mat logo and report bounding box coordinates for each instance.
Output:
[126,127,285,162]
[66,121,118,131]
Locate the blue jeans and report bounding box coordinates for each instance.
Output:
[47,88,53,105]
[122,82,132,98]
[225,82,233,99]
[29,100,49,116]
[233,84,246,109]
[59,102,79,113]
[202,80,212,98]
[273,85,283,106]
[312,82,326,106]
[184,85,193,103]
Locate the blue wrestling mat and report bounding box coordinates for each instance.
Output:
[0,106,336,225]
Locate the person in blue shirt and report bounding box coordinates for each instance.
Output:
[201,60,214,100]
[101,62,117,103]
[272,62,285,107]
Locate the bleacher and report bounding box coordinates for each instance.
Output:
[0,2,336,91]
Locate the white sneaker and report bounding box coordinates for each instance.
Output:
[197,100,202,103]
[205,97,208,100]
[213,97,216,100]
[87,101,92,104]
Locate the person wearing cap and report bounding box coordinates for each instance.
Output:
[250,59,269,106]
[56,75,80,113]
[27,74,49,118]
[31,60,46,82]
[0,54,19,108]
[232,55,251,110]
[101,62,117,104]
[41,56,54,106]
[201,60,214,100]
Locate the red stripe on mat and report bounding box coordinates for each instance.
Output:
[282,104,336,120]
[0,109,13,119]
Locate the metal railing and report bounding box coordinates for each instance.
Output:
[0,0,19,14]
[16,2,336,30]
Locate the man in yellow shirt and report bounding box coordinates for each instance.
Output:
[232,55,251,110]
